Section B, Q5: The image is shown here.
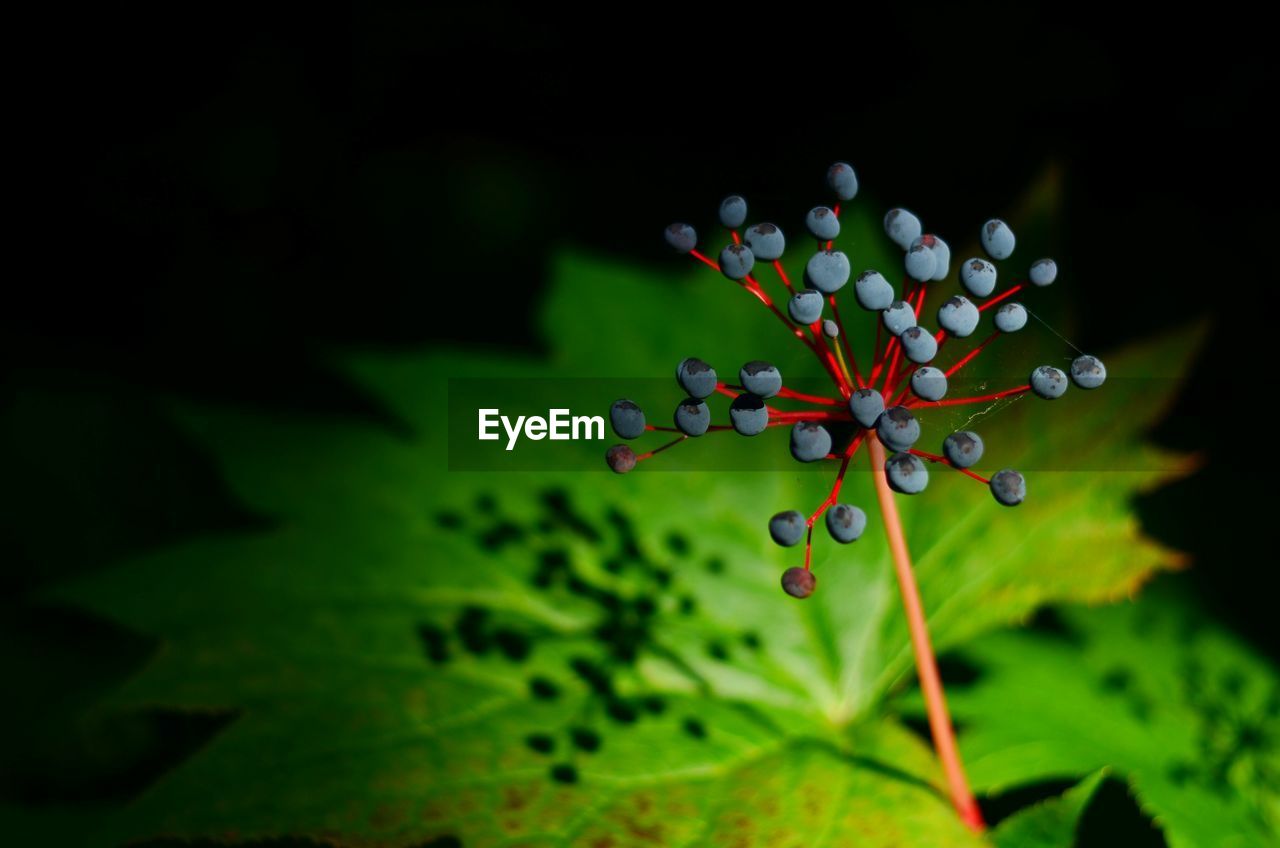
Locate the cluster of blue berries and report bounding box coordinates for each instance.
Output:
[614,163,1106,598]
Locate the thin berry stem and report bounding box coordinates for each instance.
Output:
[828,296,865,387]
[867,433,985,833]
[911,385,1030,408]
[806,431,866,525]
[977,284,1023,312]
[731,230,741,245]
[802,523,814,571]
[772,259,795,294]
[869,320,884,380]
[768,409,853,425]
[635,435,688,461]
[913,283,927,319]
[774,386,842,406]
[881,335,906,398]
[736,269,847,392]
[647,424,731,434]
[807,324,854,398]
[887,365,919,407]
[825,202,840,250]
[688,249,719,271]
[715,383,780,414]
[907,449,991,484]
[943,332,1000,378]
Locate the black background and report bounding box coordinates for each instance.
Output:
[3,7,1276,843]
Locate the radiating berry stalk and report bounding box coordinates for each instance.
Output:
[609,164,1106,831]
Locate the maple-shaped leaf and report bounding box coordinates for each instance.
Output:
[45,186,1201,846]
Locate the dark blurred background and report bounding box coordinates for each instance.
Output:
[2,6,1275,843]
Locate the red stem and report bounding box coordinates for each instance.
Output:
[768,409,853,424]
[977,284,1023,312]
[773,259,795,294]
[775,386,842,406]
[635,435,687,461]
[828,296,865,388]
[943,331,1000,378]
[907,449,991,484]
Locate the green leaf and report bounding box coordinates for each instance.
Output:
[46,194,1201,845]
[937,584,1280,847]
[989,769,1107,848]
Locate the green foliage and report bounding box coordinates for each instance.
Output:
[930,585,1280,847]
[989,770,1107,848]
[42,214,1216,846]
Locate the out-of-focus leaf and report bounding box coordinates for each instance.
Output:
[934,585,1280,847]
[47,190,1200,845]
[989,770,1107,848]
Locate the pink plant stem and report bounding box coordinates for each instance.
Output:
[867,433,985,833]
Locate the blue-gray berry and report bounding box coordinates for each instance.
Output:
[900,326,938,364]
[664,223,697,253]
[882,300,917,335]
[849,388,885,428]
[1070,355,1107,389]
[610,399,646,440]
[769,510,806,547]
[905,242,937,282]
[990,469,1026,506]
[937,296,979,337]
[884,208,923,251]
[994,302,1028,333]
[1030,366,1069,399]
[743,223,785,260]
[740,361,782,398]
[804,250,850,293]
[855,270,895,311]
[805,206,840,241]
[788,289,824,325]
[981,219,1016,260]
[876,406,920,452]
[719,195,747,229]
[720,243,755,280]
[912,234,951,282]
[960,258,997,298]
[826,504,867,543]
[790,421,832,463]
[1029,258,1058,286]
[674,397,711,436]
[826,162,859,201]
[910,366,948,401]
[886,452,929,494]
[943,431,984,468]
[676,357,718,398]
[729,393,769,436]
